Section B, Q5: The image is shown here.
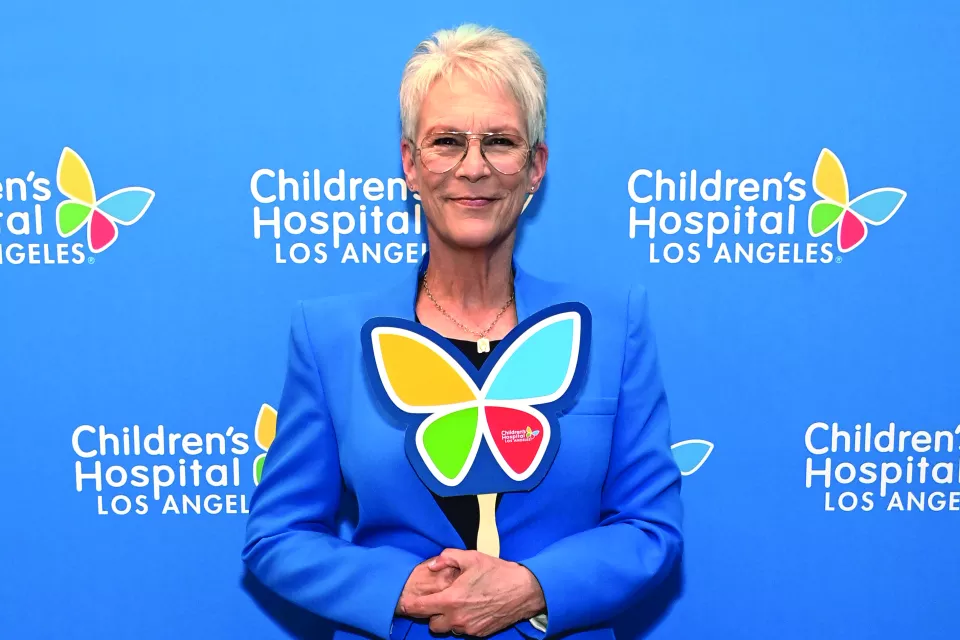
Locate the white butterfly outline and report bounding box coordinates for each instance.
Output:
[55,146,155,253]
[808,148,906,253]
[370,310,583,487]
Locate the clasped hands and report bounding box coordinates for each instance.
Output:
[395,549,546,637]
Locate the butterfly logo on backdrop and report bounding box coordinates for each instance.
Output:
[363,303,590,497]
[56,147,154,253]
[252,404,277,485]
[808,148,906,253]
[671,439,713,476]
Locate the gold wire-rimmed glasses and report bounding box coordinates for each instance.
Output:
[413,131,533,175]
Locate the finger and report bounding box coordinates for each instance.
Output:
[439,565,461,582]
[427,555,459,571]
[438,548,473,568]
[429,613,453,634]
[404,591,449,618]
[418,569,459,595]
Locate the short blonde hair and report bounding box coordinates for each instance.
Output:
[399,24,547,146]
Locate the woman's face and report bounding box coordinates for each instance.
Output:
[402,71,547,251]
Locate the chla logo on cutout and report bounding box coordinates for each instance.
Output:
[0,147,154,265]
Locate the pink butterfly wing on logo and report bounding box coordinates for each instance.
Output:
[838,210,867,252]
[89,210,119,252]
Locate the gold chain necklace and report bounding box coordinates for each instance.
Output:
[421,274,515,353]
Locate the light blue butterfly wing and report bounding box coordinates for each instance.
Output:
[478,307,587,485]
[849,188,906,226]
[482,311,582,403]
[96,187,155,225]
[671,439,714,476]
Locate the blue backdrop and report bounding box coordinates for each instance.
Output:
[2,1,958,638]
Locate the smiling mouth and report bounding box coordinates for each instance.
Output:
[452,197,497,207]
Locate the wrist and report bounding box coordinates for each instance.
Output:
[513,561,546,618]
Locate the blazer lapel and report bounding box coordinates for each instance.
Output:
[373,258,423,321]
[514,261,557,323]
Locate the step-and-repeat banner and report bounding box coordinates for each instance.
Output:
[2,1,957,639]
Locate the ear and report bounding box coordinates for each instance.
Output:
[527,141,549,192]
[401,138,420,192]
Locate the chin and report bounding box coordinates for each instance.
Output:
[444,220,505,250]
[428,203,518,250]
[443,218,503,249]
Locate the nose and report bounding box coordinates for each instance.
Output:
[455,138,490,181]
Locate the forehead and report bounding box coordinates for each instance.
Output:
[417,71,526,137]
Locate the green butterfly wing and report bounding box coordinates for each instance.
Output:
[417,406,481,483]
[809,201,844,236]
[57,201,93,237]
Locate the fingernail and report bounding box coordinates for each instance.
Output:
[428,559,437,568]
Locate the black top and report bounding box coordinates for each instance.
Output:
[414,317,504,550]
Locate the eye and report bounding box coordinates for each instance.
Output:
[486,136,517,147]
[428,135,464,147]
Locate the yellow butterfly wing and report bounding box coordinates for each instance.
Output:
[370,327,478,412]
[57,147,96,204]
[255,403,277,450]
[813,148,848,205]
[253,403,278,485]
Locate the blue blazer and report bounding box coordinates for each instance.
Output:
[242,255,683,640]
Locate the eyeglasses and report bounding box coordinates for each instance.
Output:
[414,131,533,175]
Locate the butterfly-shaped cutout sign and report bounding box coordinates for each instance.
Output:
[808,148,906,253]
[56,147,154,253]
[362,302,591,497]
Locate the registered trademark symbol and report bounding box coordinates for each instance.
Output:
[88,257,95,264]
[835,256,842,264]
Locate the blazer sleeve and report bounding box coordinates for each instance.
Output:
[515,284,684,637]
[242,301,424,640]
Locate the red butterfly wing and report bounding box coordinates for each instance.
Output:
[89,209,118,252]
[838,210,867,252]
[484,405,548,477]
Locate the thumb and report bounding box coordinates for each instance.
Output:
[427,553,460,572]
[432,548,474,570]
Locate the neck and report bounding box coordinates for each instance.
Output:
[422,236,515,312]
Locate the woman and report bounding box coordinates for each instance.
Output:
[242,24,683,640]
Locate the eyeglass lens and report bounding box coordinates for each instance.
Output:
[419,133,529,174]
